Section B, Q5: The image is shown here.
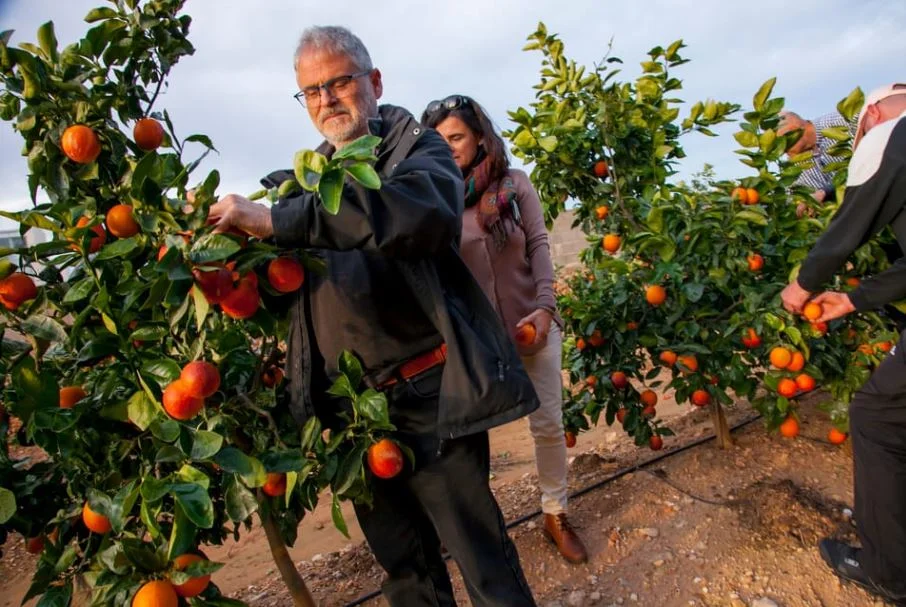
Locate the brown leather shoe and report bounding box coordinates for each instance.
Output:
[543,513,588,564]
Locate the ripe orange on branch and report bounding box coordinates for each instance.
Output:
[106,204,140,238]
[170,553,211,598]
[61,124,100,164]
[82,502,111,534]
[162,379,205,420]
[602,233,621,253]
[267,257,305,293]
[367,439,404,479]
[133,117,165,151]
[179,361,220,399]
[0,272,37,310]
[645,285,666,306]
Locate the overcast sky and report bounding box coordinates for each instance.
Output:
[0,0,904,230]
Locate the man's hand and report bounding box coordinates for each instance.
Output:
[517,309,554,345]
[811,189,826,203]
[781,280,812,314]
[810,291,856,322]
[208,194,274,240]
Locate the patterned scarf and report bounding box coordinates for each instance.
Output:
[463,150,520,250]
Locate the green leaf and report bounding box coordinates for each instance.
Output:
[332,134,381,161]
[261,450,306,472]
[127,391,156,431]
[338,351,363,389]
[167,501,196,561]
[331,493,349,538]
[140,477,171,503]
[150,419,180,443]
[176,464,211,490]
[332,443,367,497]
[837,87,864,122]
[733,131,759,148]
[190,430,223,461]
[141,358,181,388]
[537,135,558,152]
[189,234,241,264]
[318,168,345,215]
[191,283,209,332]
[171,483,214,529]
[327,374,356,401]
[94,237,139,260]
[129,325,168,342]
[294,149,328,191]
[214,447,266,488]
[84,7,118,22]
[646,207,664,234]
[752,77,776,112]
[682,283,705,303]
[300,416,322,452]
[345,163,381,190]
[35,582,71,607]
[734,210,768,226]
[21,315,67,342]
[185,134,217,151]
[0,487,16,523]
[77,337,119,365]
[36,21,59,63]
[224,477,258,523]
[355,389,389,424]
[62,277,94,303]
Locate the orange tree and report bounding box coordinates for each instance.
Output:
[507,23,898,450]
[0,3,398,606]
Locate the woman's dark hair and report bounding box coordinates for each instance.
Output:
[421,95,510,180]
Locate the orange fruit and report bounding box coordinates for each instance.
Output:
[162,379,204,420]
[132,580,178,607]
[640,389,657,408]
[649,435,664,451]
[25,535,45,554]
[731,187,747,202]
[876,341,894,353]
[746,253,764,272]
[795,373,816,392]
[221,274,260,320]
[0,272,37,311]
[769,347,792,369]
[779,416,799,438]
[585,375,598,388]
[514,323,537,347]
[626,321,639,330]
[133,118,165,151]
[802,302,823,321]
[787,351,805,372]
[82,502,112,534]
[642,404,657,418]
[593,160,609,178]
[745,188,760,205]
[180,361,220,399]
[741,328,762,349]
[106,204,140,239]
[812,321,828,336]
[595,205,609,220]
[171,553,211,598]
[645,285,667,306]
[576,338,586,352]
[192,265,234,305]
[588,329,605,347]
[616,408,627,424]
[602,234,621,253]
[777,378,798,398]
[610,371,628,390]
[691,389,711,407]
[677,354,698,373]
[828,428,848,445]
[858,343,874,355]
[845,276,861,288]
[262,472,287,497]
[262,366,284,388]
[61,124,101,164]
[72,216,107,253]
[59,386,87,409]
[659,350,678,366]
[367,439,404,479]
[564,431,577,448]
[267,257,305,293]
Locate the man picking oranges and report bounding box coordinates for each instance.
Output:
[781,83,906,606]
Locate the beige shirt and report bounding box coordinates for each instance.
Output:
[459,169,561,356]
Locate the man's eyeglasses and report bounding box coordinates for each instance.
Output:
[424,95,471,117]
[294,69,372,107]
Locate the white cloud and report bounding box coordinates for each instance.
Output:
[1,0,904,224]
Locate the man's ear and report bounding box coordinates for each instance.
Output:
[370,68,383,100]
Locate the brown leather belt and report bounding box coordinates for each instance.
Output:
[377,343,447,388]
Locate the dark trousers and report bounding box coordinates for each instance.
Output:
[850,332,906,594]
[353,366,536,607]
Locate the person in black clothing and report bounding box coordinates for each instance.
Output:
[208,26,539,607]
[781,82,906,606]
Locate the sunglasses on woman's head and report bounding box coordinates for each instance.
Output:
[424,95,471,116]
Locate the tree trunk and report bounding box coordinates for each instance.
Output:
[260,510,317,607]
[711,402,733,449]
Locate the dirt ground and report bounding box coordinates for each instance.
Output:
[1,389,893,607]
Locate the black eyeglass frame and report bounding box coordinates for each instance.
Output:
[293,69,373,107]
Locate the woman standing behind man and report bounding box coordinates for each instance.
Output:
[421,95,588,564]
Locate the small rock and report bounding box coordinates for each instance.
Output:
[693,577,703,584]
[311,553,324,562]
[567,590,587,606]
[543,602,563,607]
[527,521,538,531]
[653,559,665,567]
[590,591,602,601]
[588,575,599,585]
[843,508,853,519]
[630,593,638,602]
[616,599,624,605]
[729,599,746,607]
[751,599,779,607]
[638,527,660,538]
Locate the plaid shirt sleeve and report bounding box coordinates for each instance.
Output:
[793,112,857,191]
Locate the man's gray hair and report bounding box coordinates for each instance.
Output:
[293,26,373,71]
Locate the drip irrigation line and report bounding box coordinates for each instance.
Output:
[342,413,763,607]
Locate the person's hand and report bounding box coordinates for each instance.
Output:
[208,194,274,239]
[781,280,811,314]
[811,189,826,203]
[810,291,856,322]
[517,309,553,345]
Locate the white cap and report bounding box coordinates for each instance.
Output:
[853,83,906,149]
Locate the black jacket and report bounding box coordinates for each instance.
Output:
[263,104,539,439]
[797,111,906,310]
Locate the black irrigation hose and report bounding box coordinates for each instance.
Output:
[342,413,763,607]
